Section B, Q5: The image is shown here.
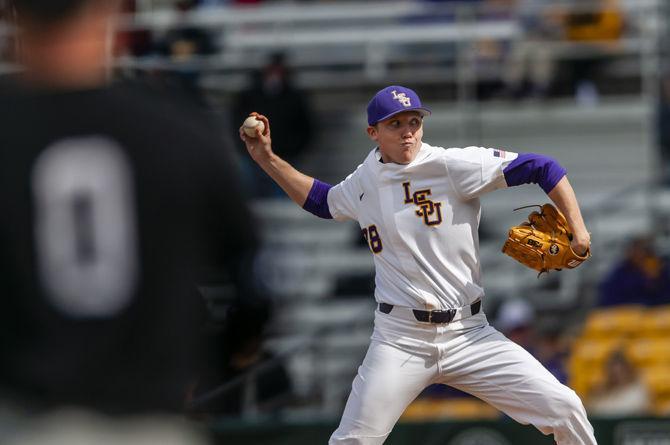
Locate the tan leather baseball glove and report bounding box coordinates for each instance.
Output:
[501,203,591,274]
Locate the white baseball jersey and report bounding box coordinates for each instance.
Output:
[327,142,519,310]
[325,142,597,445]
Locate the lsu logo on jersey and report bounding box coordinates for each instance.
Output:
[391,90,412,107]
[402,182,443,226]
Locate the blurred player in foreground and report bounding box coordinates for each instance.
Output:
[240,85,596,444]
[0,0,256,443]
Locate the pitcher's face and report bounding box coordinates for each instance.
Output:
[368,111,423,165]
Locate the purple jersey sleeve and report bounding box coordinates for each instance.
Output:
[303,179,333,219]
[503,153,567,194]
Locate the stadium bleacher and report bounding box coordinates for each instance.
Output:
[3,0,669,437]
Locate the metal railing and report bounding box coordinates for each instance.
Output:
[2,0,662,94]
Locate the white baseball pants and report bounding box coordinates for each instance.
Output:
[329,309,597,445]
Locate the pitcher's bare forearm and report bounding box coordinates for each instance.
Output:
[257,153,314,207]
[548,176,590,253]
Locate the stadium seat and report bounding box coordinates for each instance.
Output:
[639,305,670,337]
[653,396,670,416]
[641,366,670,397]
[569,361,606,398]
[581,306,645,338]
[571,337,624,363]
[626,338,670,366]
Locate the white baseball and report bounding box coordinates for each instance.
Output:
[242,116,265,138]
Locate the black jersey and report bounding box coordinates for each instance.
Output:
[0,79,257,414]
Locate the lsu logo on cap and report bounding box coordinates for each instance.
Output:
[391,90,412,107]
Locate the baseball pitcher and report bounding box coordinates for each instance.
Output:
[240,85,595,445]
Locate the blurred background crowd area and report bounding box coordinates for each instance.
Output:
[3,0,670,440]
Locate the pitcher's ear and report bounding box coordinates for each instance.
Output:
[367,125,378,141]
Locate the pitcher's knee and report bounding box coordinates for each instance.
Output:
[541,388,591,434]
[550,389,586,419]
[544,389,596,444]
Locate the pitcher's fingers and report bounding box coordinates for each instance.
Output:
[254,114,270,136]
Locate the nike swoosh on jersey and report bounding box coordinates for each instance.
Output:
[359,193,365,201]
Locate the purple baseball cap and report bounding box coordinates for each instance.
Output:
[366,85,431,126]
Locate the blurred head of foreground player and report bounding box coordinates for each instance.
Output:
[11,0,122,88]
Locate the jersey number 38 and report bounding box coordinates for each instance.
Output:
[362,225,383,254]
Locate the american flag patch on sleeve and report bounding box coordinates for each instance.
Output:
[493,149,506,158]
